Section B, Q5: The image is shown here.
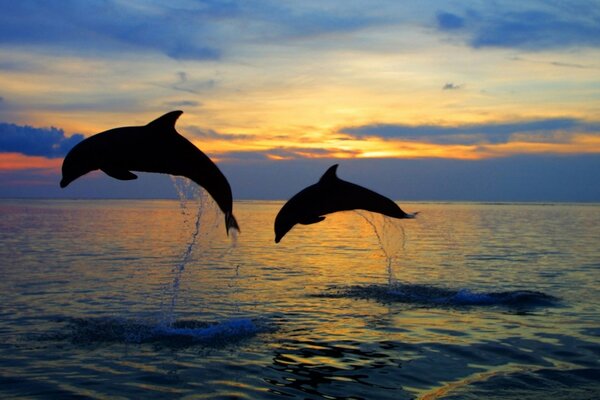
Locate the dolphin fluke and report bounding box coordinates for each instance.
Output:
[226,212,240,235]
[60,111,239,236]
[274,164,416,243]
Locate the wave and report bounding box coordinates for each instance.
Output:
[422,366,600,400]
[316,283,559,309]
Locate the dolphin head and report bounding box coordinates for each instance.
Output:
[274,165,341,243]
[274,213,294,243]
[275,195,304,243]
[60,140,97,188]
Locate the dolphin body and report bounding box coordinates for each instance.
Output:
[274,164,416,243]
[60,110,239,235]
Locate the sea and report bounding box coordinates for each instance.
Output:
[1,187,599,399]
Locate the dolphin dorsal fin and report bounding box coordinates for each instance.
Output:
[319,164,339,184]
[146,110,183,132]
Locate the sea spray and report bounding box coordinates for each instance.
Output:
[159,176,239,327]
[160,177,214,326]
[355,211,407,287]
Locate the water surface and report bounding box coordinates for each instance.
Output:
[1,198,598,399]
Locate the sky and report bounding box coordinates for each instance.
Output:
[1,0,599,201]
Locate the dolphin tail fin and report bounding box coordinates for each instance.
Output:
[225,212,240,235]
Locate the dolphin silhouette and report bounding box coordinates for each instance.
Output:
[60,110,240,235]
[274,164,416,243]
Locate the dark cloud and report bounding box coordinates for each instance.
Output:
[172,73,216,94]
[341,118,600,144]
[436,7,600,50]
[172,72,198,94]
[163,100,202,108]
[0,1,223,60]
[442,83,461,90]
[185,126,256,141]
[473,11,600,49]
[510,56,593,70]
[0,1,380,61]
[218,151,271,162]
[153,72,216,98]
[436,12,465,30]
[550,61,589,69]
[0,122,84,158]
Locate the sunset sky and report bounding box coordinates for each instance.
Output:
[1,0,599,201]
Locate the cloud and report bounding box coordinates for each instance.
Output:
[340,118,600,144]
[163,100,202,108]
[0,152,62,171]
[185,126,256,141]
[0,1,382,61]
[216,146,361,163]
[436,6,600,50]
[0,122,84,158]
[164,72,216,95]
[510,56,594,70]
[263,147,360,160]
[442,83,462,90]
[0,1,223,60]
[436,12,465,30]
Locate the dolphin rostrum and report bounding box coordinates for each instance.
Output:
[60,110,240,235]
[274,164,416,243]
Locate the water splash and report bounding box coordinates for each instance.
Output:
[160,177,219,327]
[317,284,559,309]
[42,316,269,346]
[355,211,407,286]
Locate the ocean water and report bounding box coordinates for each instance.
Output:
[0,194,599,399]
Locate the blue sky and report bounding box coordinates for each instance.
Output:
[0,0,599,200]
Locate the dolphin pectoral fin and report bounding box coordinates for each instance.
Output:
[299,215,326,225]
[101,168,138,181]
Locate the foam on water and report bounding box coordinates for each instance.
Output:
[42,316,270,346]
[157,318,259,339]
[319,283,559,309]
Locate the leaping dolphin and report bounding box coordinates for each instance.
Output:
[274,164,416,243]
[60,110,240,235]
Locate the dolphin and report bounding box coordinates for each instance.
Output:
[274,164,416,243]
[60,110,240,235]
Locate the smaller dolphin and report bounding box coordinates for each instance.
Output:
[60,111,239,235]
[274,164,416,243]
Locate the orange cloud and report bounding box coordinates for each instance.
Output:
[0,153,62,172]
